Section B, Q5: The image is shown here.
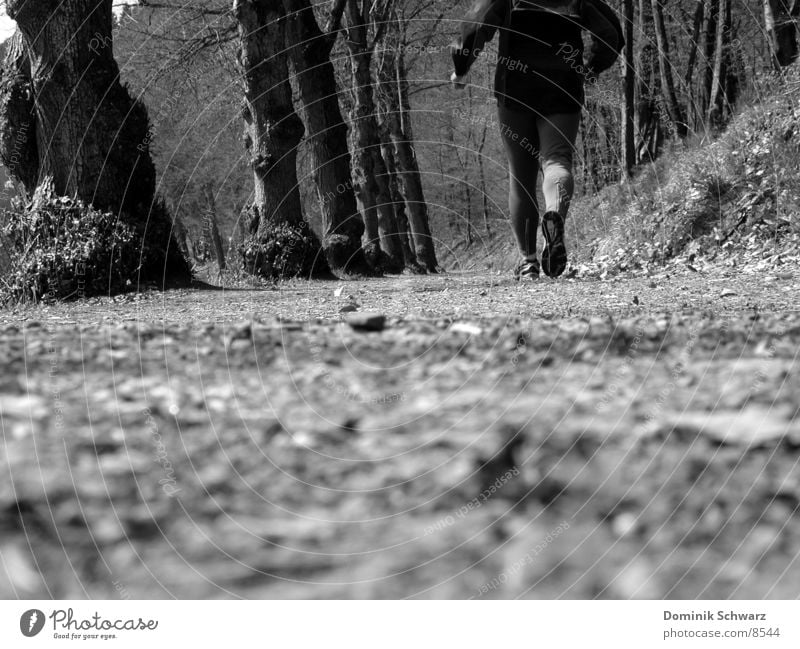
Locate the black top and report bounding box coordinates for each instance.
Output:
[501,11,584,113]
[451,0,623,115]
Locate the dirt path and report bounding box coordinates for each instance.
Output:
[1,268,800,598]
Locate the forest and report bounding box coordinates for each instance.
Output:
[1,1,800,604]
[0,0,797,293]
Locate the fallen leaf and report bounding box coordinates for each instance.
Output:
[669,406,797,447]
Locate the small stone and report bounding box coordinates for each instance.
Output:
[609,559,660,599]
[338,304,358,314]
[224,323,252,349]
[720,287,737,297]
[611,512,638,538]
[291,431,315,447]
[450,322,483,336]
[344,312,386,331]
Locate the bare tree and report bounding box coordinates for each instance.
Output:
[375,5,439,272]
[233,0,325,278]
[763,0,800,68]
[343,0,405,272]
[0,32,37,195]
[477,122,491,235]
[621,0,635,177]
[379,127,424,272]
[635,0,664,162]
[683,0,704,131]
[202,183,227,272]
[282,0,373,275]
[651,0,687,137]
[0,0,188,282]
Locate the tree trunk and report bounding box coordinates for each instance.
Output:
[634,0,662,163]
[233,0,325,278]
[282,0,371,275]
[462,151,472,246]
[764,0,778,67]
[6,0,147,213]
[376,23,439,272]
[477,123,491,235]
[202,183,226,271]
[2,0,188,282]
[343,0,403,273]
[706,0,729,127]
[684,0,704,132]
[702,0,719,116]
[764,0,799,68]
[0,32,37,196]
[651,0,687,137]
[380,127,424,272]
[723,0,741,111]
[621,0,635,178]
[171,213,193,263]
[375,34,427,272]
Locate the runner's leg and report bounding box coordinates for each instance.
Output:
[497,102,540,261]
[537,112,580,219]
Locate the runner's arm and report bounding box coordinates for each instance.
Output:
[451,0,509,77]
[581,0,624,78]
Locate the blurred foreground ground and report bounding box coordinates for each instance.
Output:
[1,267,799,598]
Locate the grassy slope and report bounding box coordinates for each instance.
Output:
[567,67,800,276]
[451,68,800,277]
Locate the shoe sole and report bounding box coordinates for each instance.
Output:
[541,213,567,278]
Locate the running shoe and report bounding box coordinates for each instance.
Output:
[513,258,540,280]
[541,211,567,277]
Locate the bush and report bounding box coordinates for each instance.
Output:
[1,189,174,302]
[238,208,327,279]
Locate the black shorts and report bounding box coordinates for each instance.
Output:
[498,67,585,115]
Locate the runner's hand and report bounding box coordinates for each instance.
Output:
[450,71,467,89]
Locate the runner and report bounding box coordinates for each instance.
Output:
[451,0,624,278]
